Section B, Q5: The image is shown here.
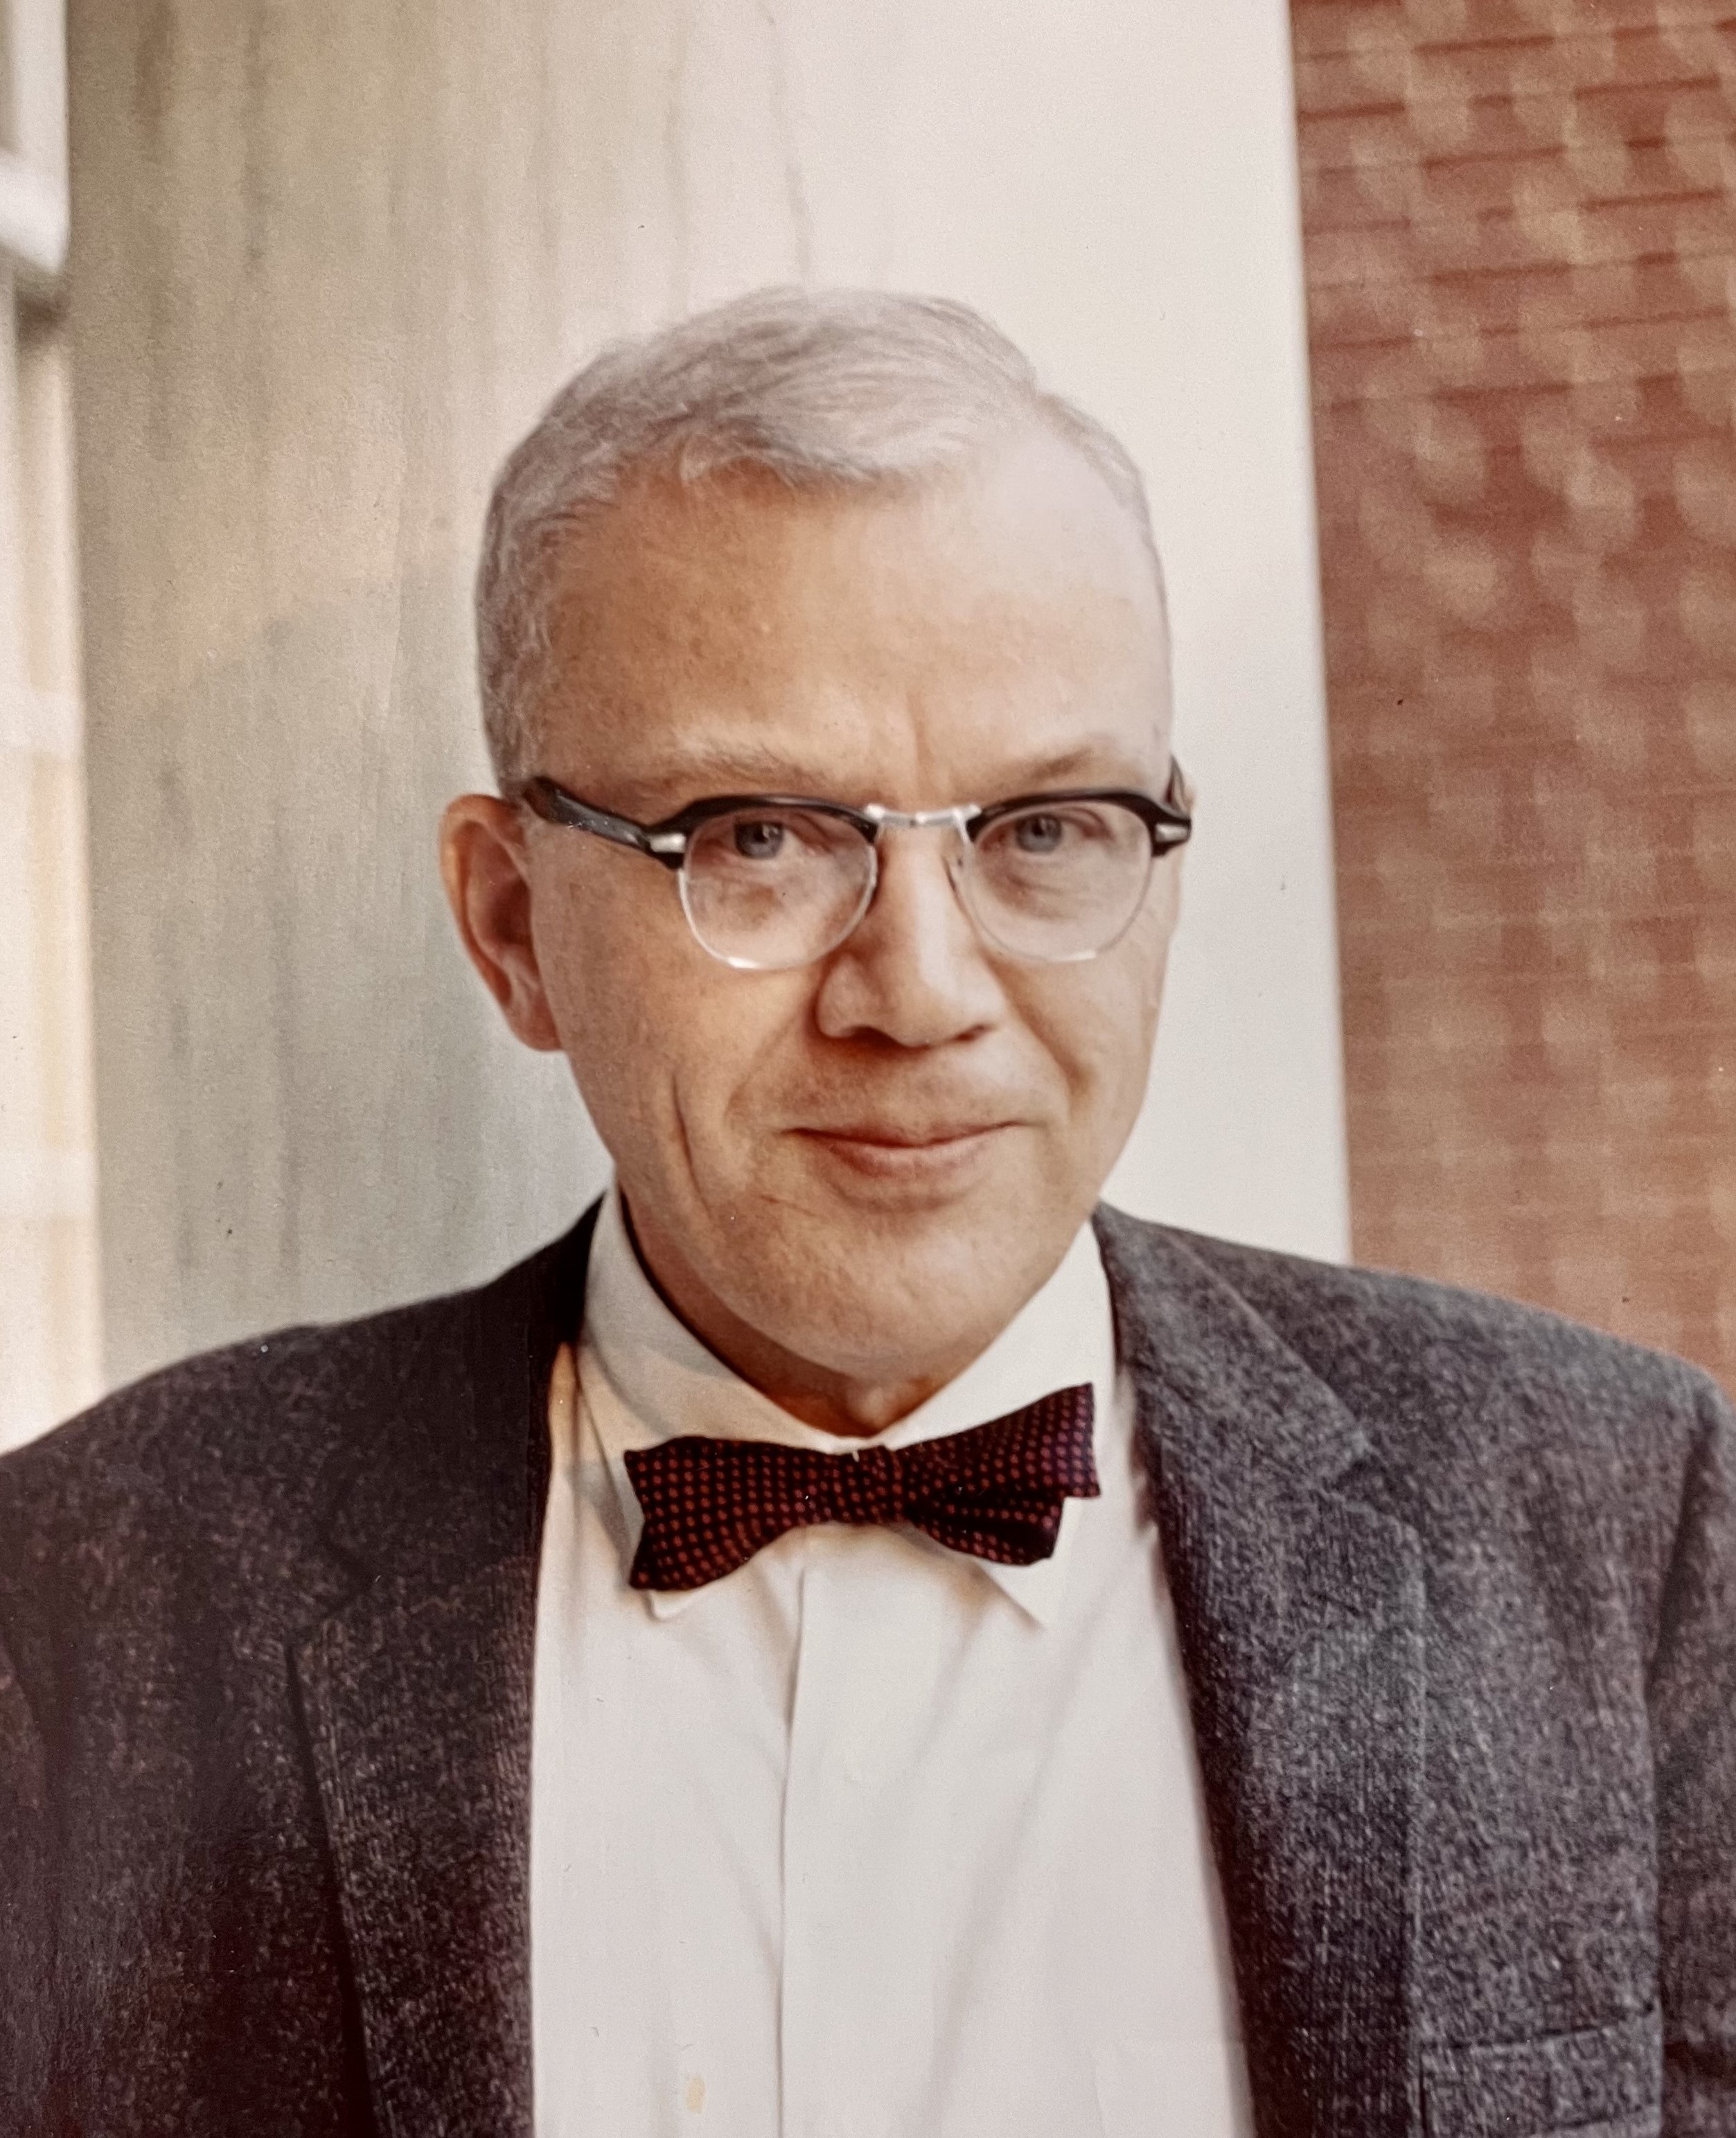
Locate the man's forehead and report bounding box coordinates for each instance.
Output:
[533,432,1171,790]
[550,431,1163,639]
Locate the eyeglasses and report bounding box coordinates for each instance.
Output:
[511,760,1192,971]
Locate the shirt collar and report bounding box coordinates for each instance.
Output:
[575,1182,1117,1627]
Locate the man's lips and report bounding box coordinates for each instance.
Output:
[788,1120,1025,1182]
[794,1120,1018,1148]
[772,1112,1035,1199]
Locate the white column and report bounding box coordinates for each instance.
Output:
[71,0,1346,1391]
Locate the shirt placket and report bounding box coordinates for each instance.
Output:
[784,1530,900,2138]
[780,1535,829,2138]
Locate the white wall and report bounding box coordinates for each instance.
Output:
[71,0,1346,1397]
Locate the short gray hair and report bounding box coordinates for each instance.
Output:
[475,286,1162,788]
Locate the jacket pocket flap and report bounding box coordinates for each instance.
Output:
[1422,2006,1660,2137]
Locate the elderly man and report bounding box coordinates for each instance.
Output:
[1,290,1732,2138]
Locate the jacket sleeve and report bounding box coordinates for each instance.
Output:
[0,1615,53,2126]
[1653,1369,1736,2131]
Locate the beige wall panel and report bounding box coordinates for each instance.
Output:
[71,0,1345,1390]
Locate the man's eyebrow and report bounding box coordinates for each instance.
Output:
[631,739,844,794]
[626,730,1163,802]
[984,737,1162,791]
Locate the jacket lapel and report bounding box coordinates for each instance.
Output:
[1096,1210,1425,2138]
[292,1210,598,2138]
[296,1562,536,2138]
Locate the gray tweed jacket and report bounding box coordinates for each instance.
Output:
[1,1204,1732,2137]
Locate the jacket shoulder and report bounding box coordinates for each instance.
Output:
[1096,1203,1726,1449]
[0,1222,578,1598]
[0,1296,434,1596]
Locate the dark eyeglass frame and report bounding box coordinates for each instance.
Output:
[509,759,1194,864]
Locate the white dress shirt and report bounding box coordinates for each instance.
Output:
[530,1186,1252,2138]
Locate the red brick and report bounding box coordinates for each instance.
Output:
[1297,0,1736,1388]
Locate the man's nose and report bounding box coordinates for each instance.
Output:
[813,828,1007,1047]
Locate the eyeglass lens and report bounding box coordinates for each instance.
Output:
[677,800,1156,970]
[680,807,877,970]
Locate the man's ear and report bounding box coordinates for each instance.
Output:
[439,795,565,1051]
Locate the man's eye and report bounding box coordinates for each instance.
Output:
[732,819,788,860]
[1012,813,1067,855]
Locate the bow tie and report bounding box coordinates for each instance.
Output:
[623,1385,1098,1592]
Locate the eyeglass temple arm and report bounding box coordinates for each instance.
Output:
[515,777,688,869]
[1145,757,1192,851]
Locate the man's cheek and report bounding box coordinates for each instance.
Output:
[657,1057,766,1199]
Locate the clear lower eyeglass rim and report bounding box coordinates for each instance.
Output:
[677,859,1155,971]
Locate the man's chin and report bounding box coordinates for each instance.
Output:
[727,1194,1074,1386]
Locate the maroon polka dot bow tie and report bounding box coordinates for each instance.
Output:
[623,1384,1098,1592]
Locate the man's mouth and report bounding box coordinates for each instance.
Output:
[798,1111,1019,1145]
[792,1119,1019,1177]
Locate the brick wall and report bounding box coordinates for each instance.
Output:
[1293,0,1736,1384]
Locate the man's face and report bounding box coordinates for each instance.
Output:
[473,427,1180,1404]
